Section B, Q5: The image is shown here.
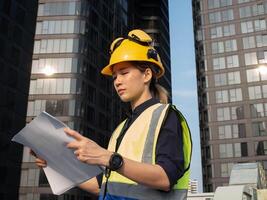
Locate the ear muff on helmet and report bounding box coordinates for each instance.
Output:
[147,49,158,61]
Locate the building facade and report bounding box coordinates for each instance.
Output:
[19,1,128,200]
[0,1,38,200]
[129,0,172,98]
[192,0,267,192]
[19,0,171,200]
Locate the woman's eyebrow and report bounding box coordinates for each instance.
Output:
[113,67,129,74]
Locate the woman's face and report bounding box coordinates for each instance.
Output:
[112,62,152,105]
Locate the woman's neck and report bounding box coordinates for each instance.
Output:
[131,91,152,111]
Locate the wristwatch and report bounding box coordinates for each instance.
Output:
[109,152,123,171]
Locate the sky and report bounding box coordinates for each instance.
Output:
[169,0,203,192]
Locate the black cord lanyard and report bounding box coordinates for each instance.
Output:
[102,168,111,199]
[102,119,130,200]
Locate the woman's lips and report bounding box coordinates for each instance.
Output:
[118,89,126,95]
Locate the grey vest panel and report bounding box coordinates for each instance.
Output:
[101,182,187,200]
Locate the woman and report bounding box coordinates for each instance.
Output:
[34,29,192,200]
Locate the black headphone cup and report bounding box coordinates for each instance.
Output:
[147,49,158,61]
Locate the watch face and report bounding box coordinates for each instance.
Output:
[110,153,123,170]
[112,154,122,167]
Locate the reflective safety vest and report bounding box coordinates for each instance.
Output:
[99,103,192,200]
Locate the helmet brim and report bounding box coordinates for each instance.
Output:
[101,60,165,78]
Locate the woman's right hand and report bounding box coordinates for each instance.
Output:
[30,149,47,168]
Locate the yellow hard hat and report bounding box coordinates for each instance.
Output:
[101,29,165,78]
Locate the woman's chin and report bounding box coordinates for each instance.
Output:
[119,95,131,103]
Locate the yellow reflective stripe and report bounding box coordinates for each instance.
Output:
[107,119,127,152]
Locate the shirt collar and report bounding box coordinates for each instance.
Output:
[131,98,160,117]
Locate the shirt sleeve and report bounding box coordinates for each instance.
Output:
[155,107,185,189]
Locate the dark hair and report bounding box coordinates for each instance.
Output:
[132,62,169,104]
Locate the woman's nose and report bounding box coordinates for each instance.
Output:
[114,75,122,87]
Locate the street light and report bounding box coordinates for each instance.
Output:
[42,65,55,76]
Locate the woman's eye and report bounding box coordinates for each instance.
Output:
[122,71,128,75]
[112,76,117,81]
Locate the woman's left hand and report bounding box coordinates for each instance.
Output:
[64,128,112,167]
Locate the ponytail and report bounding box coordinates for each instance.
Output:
[150,78,169,104]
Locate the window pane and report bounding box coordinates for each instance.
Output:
[215,73,227,86]
[213,57,225,70]
[252,122,266,136]
[227,55,239,68]
[243,36,255,49]
[66,39,73,52]
[251,103,264,118]
[255,141,267,155]
[263,85,267,98]
[68,20,75,33]
[54,21,61,34]
[56,79,64,93]
[234,143,241,157]
[229,88,242,102]
[248,86,262,99]
[63,78,71,93]
[245,52,258,65]
[59,39,67,53]
[53,39,60,52]
[228,71,240,84]
[247,69,260,82]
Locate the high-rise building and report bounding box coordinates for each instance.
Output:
[188,179,199,194]
[19,0,171,200]
[0,1,38,200]
[19,1,128,199]
[129,0,172,98]
[192,0,267,192]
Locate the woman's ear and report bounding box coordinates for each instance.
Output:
[143,68,153,84]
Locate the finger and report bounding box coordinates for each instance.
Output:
[74,150,79,156]
[77,155,85,163]
[36,162,47,168]
[66,141,80,149]
[64,128,84,141]
[30,149,37,157]
[35,158,47,167]
[36,158,47,164]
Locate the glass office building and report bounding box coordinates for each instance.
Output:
[19,1,128,200]
[192,0,267,192]
[19,0,171,200]
[0,1,38,200]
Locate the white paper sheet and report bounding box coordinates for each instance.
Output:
[12,111,103,195]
